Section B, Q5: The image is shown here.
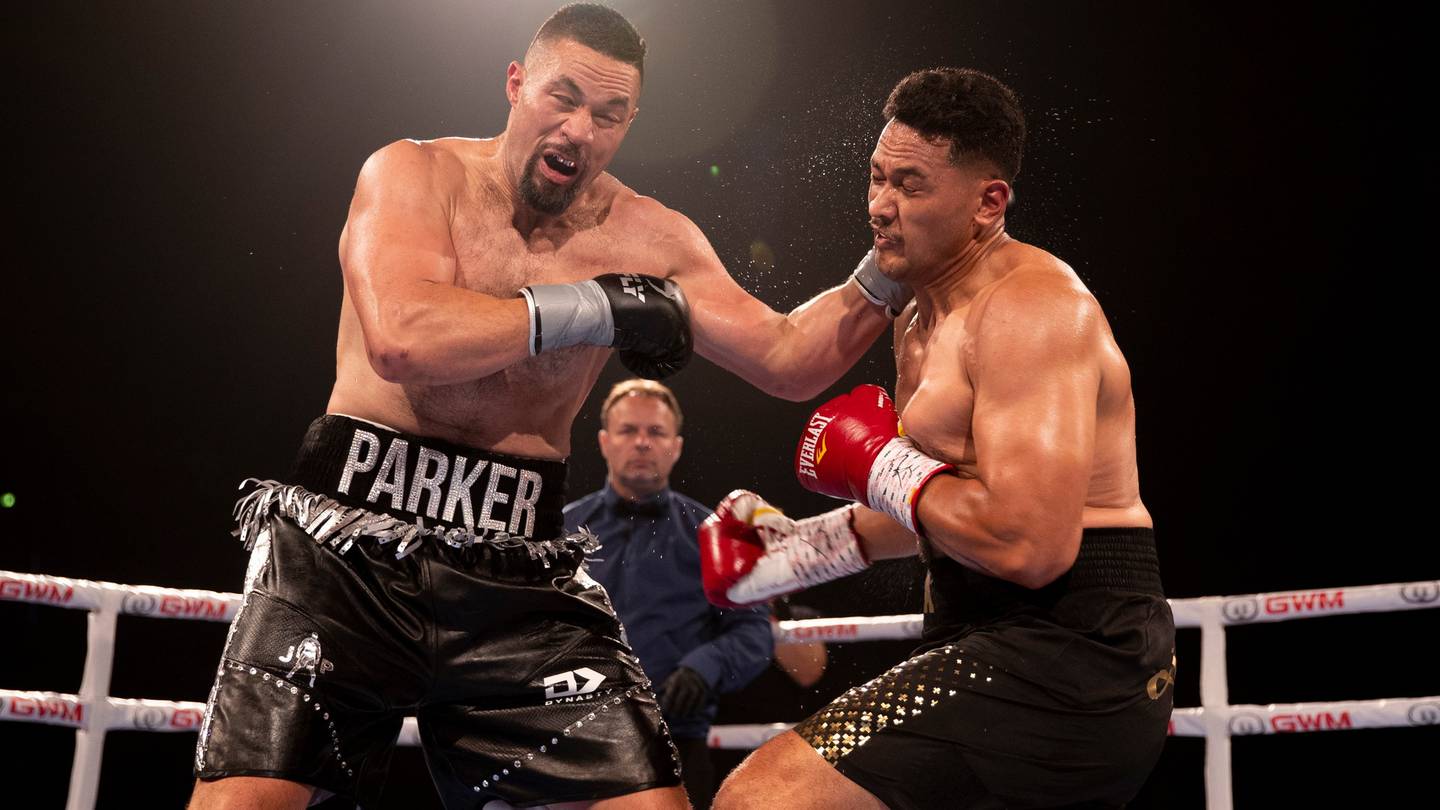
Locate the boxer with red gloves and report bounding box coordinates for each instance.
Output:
[709,69,1173,810]
[701,490,867,609]
[793,384,952,534]
[701,384,952,608]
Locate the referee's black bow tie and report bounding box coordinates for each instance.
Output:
[615,497,666,518]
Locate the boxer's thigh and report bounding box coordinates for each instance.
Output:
[195,516,424,804]
[419,560,683,807]
[713,730,888,810]
[788,643,1167,809]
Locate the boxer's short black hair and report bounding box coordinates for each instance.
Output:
[883,68,1025,181]
[531,3,646,83]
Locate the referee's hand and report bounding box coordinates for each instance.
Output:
[658,666,710,719]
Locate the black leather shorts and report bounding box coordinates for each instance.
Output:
[194,513,680,807]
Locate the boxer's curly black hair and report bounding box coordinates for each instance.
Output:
[882,68,1025,182]
[531,3,646,83]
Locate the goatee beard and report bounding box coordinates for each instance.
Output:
[519,153,580,215]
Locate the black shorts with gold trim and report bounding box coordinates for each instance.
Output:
[793,527,1174,809]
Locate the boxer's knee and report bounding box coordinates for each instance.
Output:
[549,784,689,809]
[714,732,883,810]
[187,775,315,810]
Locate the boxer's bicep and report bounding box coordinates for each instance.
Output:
[967,277,1101,574]
[685,263,792,379]
[339,141,461,353]
[662,212,886,399]
[658,213,799,389]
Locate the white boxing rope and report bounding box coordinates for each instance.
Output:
[708,722,793,750]
[7,688,1436,745]
[774,614,924,644]
[1168,697,1440,737]
[0,570,241,621]
[2,569,1438,810]
[1167,580,1440,628]
[0,690,88,729]
[708,697,1440,750]
[6,569,1437,636]
[0,690,209,733]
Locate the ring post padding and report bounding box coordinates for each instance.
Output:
[66,588,120,810]
[1199,604,1233,810]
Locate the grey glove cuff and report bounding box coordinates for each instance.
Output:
[850,249,912,318]
[520,280,615,355]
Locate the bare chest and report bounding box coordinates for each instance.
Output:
[451,207,668,295]
[399,204,674,446]
[894,309,978,470]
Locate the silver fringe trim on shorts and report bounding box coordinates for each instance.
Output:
[232,478,599,564]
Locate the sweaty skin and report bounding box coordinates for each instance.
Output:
[712,117,1155,810]
[327,38,891,460]
[852,119,1150,590]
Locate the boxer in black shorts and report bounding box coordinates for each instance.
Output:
[791,529,1174,808]
[197,416,679,806]
[701,68,1174,809]
[191,4,907,807]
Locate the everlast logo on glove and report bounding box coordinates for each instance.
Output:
[796,413,836,480]
[337,429,544,536]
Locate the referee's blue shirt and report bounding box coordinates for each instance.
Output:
[564,483,774,740]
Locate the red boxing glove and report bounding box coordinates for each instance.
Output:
[794,384,953,534]
[794,384,900,503]
[700,490,867,608]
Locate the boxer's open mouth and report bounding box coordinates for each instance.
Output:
[543,151,579,177]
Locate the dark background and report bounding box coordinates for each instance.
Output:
[2,1,1434,806]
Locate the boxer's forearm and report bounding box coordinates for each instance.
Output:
[357,282,534,385]
[911,475,1081,590]
[771,281,892,396]
[774,641,826,688]
[850,506,922,560]
[341,141,538,385]
[696,282,889,400]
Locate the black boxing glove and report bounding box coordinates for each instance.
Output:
[519,273,692,379]
[657,666,710,719]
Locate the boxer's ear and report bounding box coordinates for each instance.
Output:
[975,178,1010,226]
[505,61,526,107]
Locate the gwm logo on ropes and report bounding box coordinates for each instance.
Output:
[1223,590,1345,623]
[0,578,74,605]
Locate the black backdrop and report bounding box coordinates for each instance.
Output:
[2,1,1434,806]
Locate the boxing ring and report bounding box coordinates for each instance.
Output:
[2,569,1436,809]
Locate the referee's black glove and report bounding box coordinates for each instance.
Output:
[658,666,710,719]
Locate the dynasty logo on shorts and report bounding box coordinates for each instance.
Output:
[542,667,606,704]
[336,428,544,537]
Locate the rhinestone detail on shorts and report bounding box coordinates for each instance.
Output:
[794,645,995,764]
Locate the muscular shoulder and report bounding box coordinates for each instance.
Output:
[356,138,475,200]
[974,248,1104,357]
[607,190,716,267]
